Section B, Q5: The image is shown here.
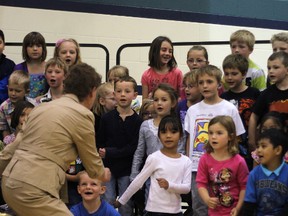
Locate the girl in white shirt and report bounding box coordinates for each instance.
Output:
[114,115,192,215]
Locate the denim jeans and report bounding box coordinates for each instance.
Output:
[104,174,133,216]
[191,172,208,216]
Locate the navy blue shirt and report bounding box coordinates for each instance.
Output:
[97,109,142,178]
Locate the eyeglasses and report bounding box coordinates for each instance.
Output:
[182,84,196,89]
[187,59,207,64]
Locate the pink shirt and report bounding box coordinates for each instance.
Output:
[141,67,183,96]
[196,153,249,216]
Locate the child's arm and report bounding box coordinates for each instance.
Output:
[198,187,219,209]
[130,126,146,181]
[165,159,192,194]
[231,189,245,216]
[141,85,149,100]
[117,154,156,206]
[248,112,259,151]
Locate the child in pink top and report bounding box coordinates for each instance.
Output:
[141,36,183,100]
[196,115,249,216]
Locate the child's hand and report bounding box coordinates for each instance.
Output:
[99,148,106,158]
[156,178,169,190]
[230,207,238,216]
[113,200,122,208]
[206,197,219,209]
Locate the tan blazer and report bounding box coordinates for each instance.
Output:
[0,94,104,199]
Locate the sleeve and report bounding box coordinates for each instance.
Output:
[130,123,147,181]
[118,154,156,205]
[167,158,192,194]
[232,107,246,136]
[196,154,209,189]
[184,109,191,134]
[0,104,9,131]
[74,112,104,179]
[244,169,257,203]
[0,128,24,174]
[236,155,249,190]
[251,68,266,91]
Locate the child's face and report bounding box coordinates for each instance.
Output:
[114,81,137,109]
[230,41,252,58]
[256,138,282,169]
[183,81,201,103]
[8,83,27,104]
[142,104,156,120]
[208,123,231,151]
[58,41,77,66]
[18,107,33,130]
[260,119,281,133]
[45,65,65,89]
[197,74,219,102]
[77,173,105,202]
[267,59,288,84]
[100,91,117,112]
[0,37,5,55]
[186,50,208,70]
[159,126,180,150]
[108,73,119,85]
[223,68,245,91]
[27,44,43,60]
[159,41,173,66]
[153,89,175,117]
[272,41,288,53]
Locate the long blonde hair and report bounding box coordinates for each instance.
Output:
[93,82,114,116]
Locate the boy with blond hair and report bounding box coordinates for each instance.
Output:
[0,70,36,139]
[230,29,266,91]
[184,65,245,216]
[271,32,288,53]
[70,171,120,216]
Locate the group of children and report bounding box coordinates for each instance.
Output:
[0,27,287,216]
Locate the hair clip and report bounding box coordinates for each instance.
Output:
[56,39,65,47]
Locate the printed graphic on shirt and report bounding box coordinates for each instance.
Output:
[256,179,288,213]
[210,168,234,207]
[68,157,83,174]
[191,118,209,170]
[269,99,288,114]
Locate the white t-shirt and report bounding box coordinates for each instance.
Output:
[184,100,245,172]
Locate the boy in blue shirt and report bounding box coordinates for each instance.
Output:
[70,171,120,216]
[240,128,288,216]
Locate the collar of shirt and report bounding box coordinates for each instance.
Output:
[261,160,285,177]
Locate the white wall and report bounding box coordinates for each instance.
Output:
[0,6,283,84]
